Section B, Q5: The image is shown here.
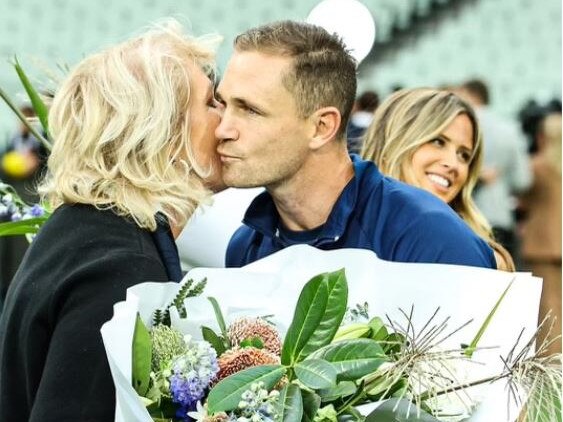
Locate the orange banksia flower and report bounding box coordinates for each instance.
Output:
[227,317,282,356]
[216,347,279,382]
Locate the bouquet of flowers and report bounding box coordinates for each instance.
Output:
[101,246,561,422]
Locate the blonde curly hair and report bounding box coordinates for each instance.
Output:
[40,19,221,231]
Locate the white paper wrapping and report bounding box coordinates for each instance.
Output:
[101,245,542,422]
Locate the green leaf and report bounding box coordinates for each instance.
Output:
[366,377,407,400]
[294,359,337,390]
[308,339,387,381]
[240,336,264,349]
[0,217,49,236]
[282,269,348,366]
[207,365,285,413]
[201,326,227,356]
[14,57,49,136]
[364,398,440,421]
[131,314,152,396]
[382,332,406,356]
[463,279,514,357]
[208,296,229,343]
[337,406,365,422]
[318,381,357,401]
[301,389,321,422]
[278,383,303,422]
[368,317,388,341]
[0,84,51,151]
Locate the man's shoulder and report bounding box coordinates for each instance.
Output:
[357,171,450,217]
[225,224,259,267]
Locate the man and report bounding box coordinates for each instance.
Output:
[215,21,495,269]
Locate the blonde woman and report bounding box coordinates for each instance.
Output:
[0,20,223,421]
[362,88,514,271]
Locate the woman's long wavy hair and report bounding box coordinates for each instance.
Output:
[40,19,220,231]
[361,88,514,270]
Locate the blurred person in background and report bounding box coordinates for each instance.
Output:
[0,19,224,422]
[457,79,532,267]
[346,90,379,154]
[362,88,514,271]
[519,112,562,355]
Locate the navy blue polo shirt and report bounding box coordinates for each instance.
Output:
[226,156,495,269]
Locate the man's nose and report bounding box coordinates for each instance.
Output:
[215,112,238,142]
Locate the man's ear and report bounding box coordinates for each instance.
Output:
[309,106,342,150]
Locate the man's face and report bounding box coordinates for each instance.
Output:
[185,63,225,192]
[215,51,312,190]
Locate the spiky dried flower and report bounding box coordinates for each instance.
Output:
[216,347,280,382]
[228,317,282,356]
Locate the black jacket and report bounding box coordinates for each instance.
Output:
[0,204,170,422]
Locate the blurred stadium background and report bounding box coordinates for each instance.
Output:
[0,0,560,144]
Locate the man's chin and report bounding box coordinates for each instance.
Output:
[206,180,228,193]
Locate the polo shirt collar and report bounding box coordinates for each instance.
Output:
[242,155,374,243]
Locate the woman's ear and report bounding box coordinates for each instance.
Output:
[309,106,342,150]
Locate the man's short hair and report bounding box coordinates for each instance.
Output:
[234,20,357,139]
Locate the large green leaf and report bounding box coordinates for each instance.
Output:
[301,389,321,422]
[207,365,285,413]
[364,398,440,421]
[131,314,152,396]
[282,269,348,366]
[278,383,303,422]
[14,57,50,136]
[294,359,337,390]
[0,217,49,236]
[318,381,357,401]
[308,339,387,381]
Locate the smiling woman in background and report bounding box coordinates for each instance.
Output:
[361,88,514,271]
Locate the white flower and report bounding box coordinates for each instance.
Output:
[187,401,208,421]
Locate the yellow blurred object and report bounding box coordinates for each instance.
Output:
[2,151,30,179]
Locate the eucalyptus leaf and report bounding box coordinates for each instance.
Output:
[301,389,321,422]
[364,398,440,421]
[282,269,348,366]
[278,383,303,422]
[308,339,387,381]
[131,314,152,396]
[294,358,337,390]
[207,365,285,413]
